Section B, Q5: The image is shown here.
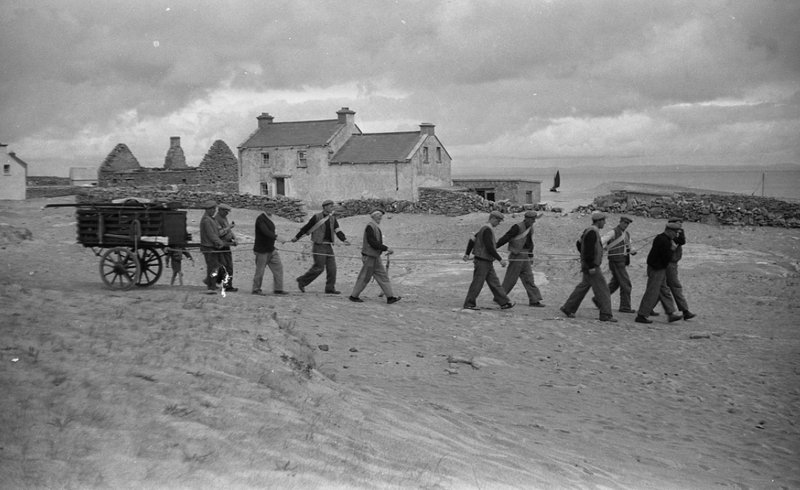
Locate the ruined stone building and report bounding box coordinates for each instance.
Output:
[451,178,542,205]
[237,108,452,206]
[98,138,238,192]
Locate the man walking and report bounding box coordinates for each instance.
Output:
[496,210,545,307]
[252,201,287,296]
[214,203,238,292]
[664,217,696,320]
[560,212,618,322]
[635,222,685,324]
[462,211,515,310]
[594,215,636,313]
[349,209,401,304]
[199,200,224,294]
[291,199,350,294]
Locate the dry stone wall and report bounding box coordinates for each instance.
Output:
[77,187,306,222]
[574,190,800,228]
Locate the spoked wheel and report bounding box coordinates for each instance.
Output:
[135,247,164,287]
[99,247,140,290]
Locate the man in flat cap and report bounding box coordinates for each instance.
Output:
[292,199,350,294]
[214,203,238,292]
[560,211,617,322]
[462,211,515,310]
[593,215,636,313]
[252,200,286,296]
[496,210,545,307]
[199,200,224,293]
[349,209,401,304]
[634,222,684,324]
[663,216,695,320]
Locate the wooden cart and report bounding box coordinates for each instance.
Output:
[47,200,195,290]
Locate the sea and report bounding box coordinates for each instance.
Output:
[454,166,800,202]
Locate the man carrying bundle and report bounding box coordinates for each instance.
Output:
[462,211,515,311]
[496,210,545,307]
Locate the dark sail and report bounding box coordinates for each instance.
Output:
[550,170,560,192]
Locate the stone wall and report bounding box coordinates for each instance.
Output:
[76,187,306,222]
[575,190,800,228]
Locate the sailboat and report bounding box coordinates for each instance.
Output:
[549,170,561,192]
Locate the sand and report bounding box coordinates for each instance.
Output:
[1,193,799,490]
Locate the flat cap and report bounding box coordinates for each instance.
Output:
[489,210,505,221]
[620,215,633,223]
[591,211,606,221]
[370,209,385,216]
[666,222,682,230]
[524,210,543,219]
[218,203,232,211]
[668,216,683,223]
[202,200,218,209]
[264,200,278,208]
[322,199,334,207]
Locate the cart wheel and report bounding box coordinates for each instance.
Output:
[136,247,164,287]
[99,247,140,290]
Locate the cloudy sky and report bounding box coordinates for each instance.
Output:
[1,0,798,176]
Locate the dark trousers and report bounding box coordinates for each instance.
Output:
[502,253,543,304]
[297,243,337,292]
[607,260,632,310]
[202,251,220,290]
[666,262,689,311]
[464,259,510,308]
[562,269,613,319]
[218,248,233,286]
[637,266,677,317]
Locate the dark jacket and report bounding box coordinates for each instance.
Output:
[254,213,277,254]
[465,225,503,262]
[496,222,533,256]
[580,226,603,272]
[647,233,675,270]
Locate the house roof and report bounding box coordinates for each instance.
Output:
[330,132,423,164]
[240,119,347,148]
[8,152,28,169]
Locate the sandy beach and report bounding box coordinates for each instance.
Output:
[1,191,799,490]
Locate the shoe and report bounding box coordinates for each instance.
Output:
[463,304,479,310]
[599,316,618,323]
[224,287,239,292]
[559,306,576,318]
[252,290,266,296]
[529,302,546,307]
[683,311,696,321]
[500,302,515,310]
[635,315,653,324]
[618,308,636,313]
[668,313,683,323]
[349,296,364,303]
[297,281,305,293]
[273,291,288,295]
[387,296,401,304]
[591,297,600,309]
[326,290,341,295]
[650,311,660,317]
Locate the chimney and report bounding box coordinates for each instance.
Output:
[419,123,435,136]
[257,112,274,129]
[337,107,356,125]
[170,136,181,148]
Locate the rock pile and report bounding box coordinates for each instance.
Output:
[76,187,306,221]
[573,191,800,228]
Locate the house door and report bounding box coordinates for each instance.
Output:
[526,191,533,204]
[275,177,285,196]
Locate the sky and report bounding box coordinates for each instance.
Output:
[1,0,799,177]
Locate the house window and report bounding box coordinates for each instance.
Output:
[436,147,442,163]
[328,149,334,160]
[261,153,270,167]
[276,177,286,196]
[423,147,429,164]
[297,151,307,168]
[260,182,269,196]
[3,164,9,175]
[476,188,495,201]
